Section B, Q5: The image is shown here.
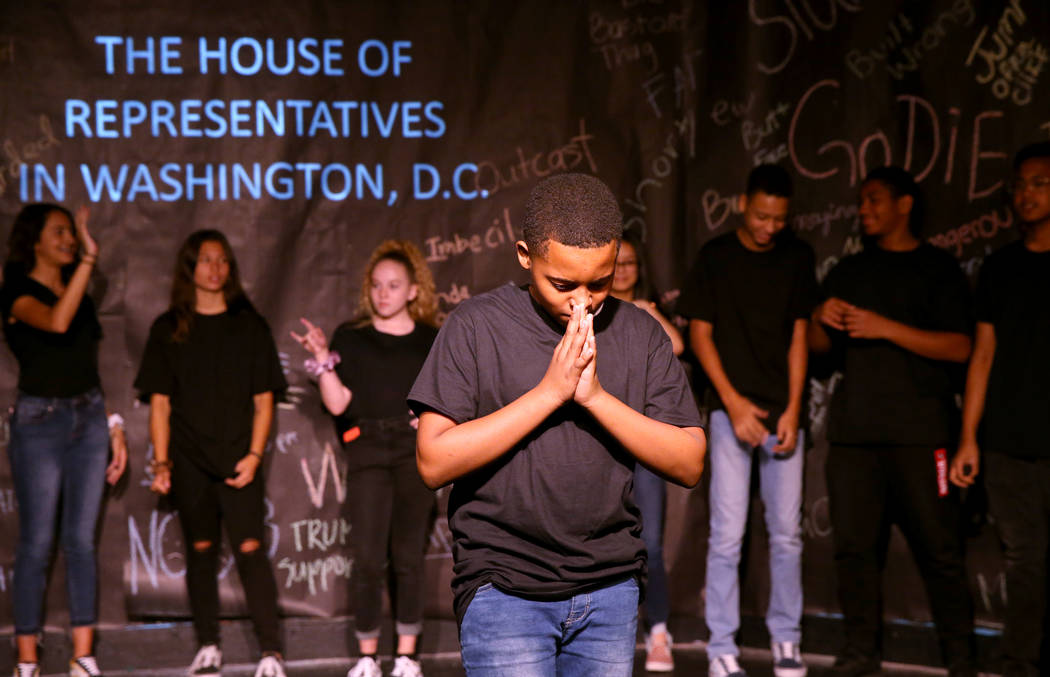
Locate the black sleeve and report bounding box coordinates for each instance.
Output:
[134,316,175,399]
[974,250,999,324]
[644,322,703,429]
[407,306,479,423]
[675,246,714,322]
[929,252,973,334]
[329,324,357,391]
[791,243,820,320]
[251,316,288,395]
[0,275,33,320]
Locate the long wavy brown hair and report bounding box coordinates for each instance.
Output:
[355,239,437,327]
[169,230,254,341]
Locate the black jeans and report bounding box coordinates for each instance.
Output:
[826,444,974,669]
[984,452,1050,677]
[345,421,435,639]
[173,456,282,653]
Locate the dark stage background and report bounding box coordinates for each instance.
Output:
[0,0,1048,635]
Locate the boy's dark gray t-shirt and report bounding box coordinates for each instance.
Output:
[408,283,702,623]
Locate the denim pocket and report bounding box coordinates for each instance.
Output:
[14,398,56,426]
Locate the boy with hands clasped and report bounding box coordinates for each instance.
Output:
[409,173,705,677]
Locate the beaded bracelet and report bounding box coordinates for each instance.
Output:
[149,459,173,473]
[304,351,341,377]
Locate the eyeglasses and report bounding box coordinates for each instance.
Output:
[1008,176,1050,193]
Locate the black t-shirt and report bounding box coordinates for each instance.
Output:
[330,322,438,422]
[975,241,1050,460]
[407,283,702,623]
[135,308,287,478]
[822,243,971,446]
[0,275,102,397]
[676,232,818,424]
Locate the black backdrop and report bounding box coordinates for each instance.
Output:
[1,0,1047,632]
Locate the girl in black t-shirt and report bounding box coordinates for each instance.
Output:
[136,230,288,677]
[292,240,438,677]
[1,204,127,677]
[609,229,683,673]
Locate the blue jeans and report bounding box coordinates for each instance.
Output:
[704,409,804,658]
[460,578,639,676]
[8,389,109,635]
[634,463,669,628]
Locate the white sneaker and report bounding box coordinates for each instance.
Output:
[390,655,423,677]
[14,664,39,677]
[709,653,748,677]
[70,656,101,676]
[254,654,286,677]
[188,644,222,675]
[771,641,807,677]
[346,656,382,677]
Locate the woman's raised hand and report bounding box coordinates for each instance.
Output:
[290,317,330,360]
[74,205,99,258]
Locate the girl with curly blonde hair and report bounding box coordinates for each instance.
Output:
[292,239,438,677]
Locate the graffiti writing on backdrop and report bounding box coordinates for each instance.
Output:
[966,0,1048,107]
[276,517,353,594]
[300,442,347,509]
[927,206,1013,258]
[748,0,862,75]
[789,79,1008,197]
[0,115,61,198]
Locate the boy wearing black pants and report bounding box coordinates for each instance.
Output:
[809,167,976,677]
[951,142,1050,677]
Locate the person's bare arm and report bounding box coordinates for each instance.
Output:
[774,318,809,453]
[950,322,995,488]
[227,391,274,488]
[843,305,972,362]
[149,393,172,494]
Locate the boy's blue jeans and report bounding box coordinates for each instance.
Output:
[460,577,639,676]
[8,389,109,635]
[704,409,804,658]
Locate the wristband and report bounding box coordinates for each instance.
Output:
[304,350,341,377]
[107,413,125,431]
[149,459,173,473]
[249,451,264,460]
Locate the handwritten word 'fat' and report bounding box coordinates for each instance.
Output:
[789,79,1008,198]
[277,554,352,595]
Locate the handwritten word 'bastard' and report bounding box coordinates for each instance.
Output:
[588,9,690,45]
[748,0,861,75]
[473,119,596,198]
[965,0,1047,107]
[846,0,974,80]
[788,79,1007,199]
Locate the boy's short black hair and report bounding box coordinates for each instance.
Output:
[1013,141,1050,171]
[746,164,793,199]
[862,165,925,236]
[523,173,623,257]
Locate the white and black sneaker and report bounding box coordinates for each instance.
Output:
[188,644,222,675]
[390,655,423,677]
[253,654,286,677]
[70,656,102,677]
[771,641,807,677]
[709,653,748,677]
[14,663,39,677]
[346,655,382,677]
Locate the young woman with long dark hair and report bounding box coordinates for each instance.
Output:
[1,203,127,677]
[135,230,287,677]
[292,240,438,677]
[609,229,683,673]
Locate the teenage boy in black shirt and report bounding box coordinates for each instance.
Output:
[809,166,976,677]
[408,173,705,677]
[951,141,1050,677]
[677,164,817,677]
